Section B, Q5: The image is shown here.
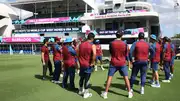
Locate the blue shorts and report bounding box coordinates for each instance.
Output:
[108,65,128,76]
[79,67,93,77]
[170,56,175,66]
[151,62,159,71]
[96,56,102,62]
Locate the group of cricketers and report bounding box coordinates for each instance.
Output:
[40,30,176,99]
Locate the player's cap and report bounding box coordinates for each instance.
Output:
[64,37,73,43]
[150,34,157,40]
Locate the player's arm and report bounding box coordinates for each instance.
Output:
[100,46,103,56]
[41,48,45,65]
[69,47,77,56]
[149,44,155,60]
[129,42,136,63]
[90,44,96,66]
[126,45,131,69]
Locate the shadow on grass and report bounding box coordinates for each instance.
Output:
[34,74,52,81]
[91,86,128,98]
[59,83,79,95]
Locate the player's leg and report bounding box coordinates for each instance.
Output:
[69,67,76,89]
[94,56,98,71]
[120,66,133,98]
[62,68,69,88]
[149,63,155,84]
[52,61,61,84]
[151,62,160,88]
[162,61,171,83]
[101,65,116,99]
[170,56,175,78]
[79,68,85,95]
[48,60,53,76]
[42,62,48,80]
[99,56,105,71]
[139,63,148,94]
[130,63,139,89]
[83,72,92,99]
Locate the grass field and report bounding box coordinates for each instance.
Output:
[0,55,180,101]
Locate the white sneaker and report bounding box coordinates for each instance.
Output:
[60,74,63,78]
[95,66,98,71]
[54,81,62,84]
[171,74,174,78]
[151,84,161,88]
[162,80,170,83]
[128,92,133,98]
[148,80,155,85]
[140,87,144,95]
[78,88,85,95]
[83,92,92,99]
[101,66,105,71]
[51,80,55,83]
[131,89,133,92]
[101,91,108,99]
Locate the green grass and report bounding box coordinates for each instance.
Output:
[0,55,180,101]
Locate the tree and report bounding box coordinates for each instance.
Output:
[172,33,180,38]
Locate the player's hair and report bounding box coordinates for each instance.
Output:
[138,32,145,39]
[116,30,123,38]
[43,38,49,44]
[87,33,95,40]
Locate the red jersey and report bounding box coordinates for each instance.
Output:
[79,41,93,68]
[151,43,161,63]
[41,45,50,62]
[62,46,76,68]
[110,40,128,67]
[163,43,172,61]
[96,44,102,56]
[52,44,62,62]
[132,40,150,61]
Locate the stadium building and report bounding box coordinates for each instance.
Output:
[0,0,160,55]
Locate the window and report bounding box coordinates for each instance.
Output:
[105,23,113,30]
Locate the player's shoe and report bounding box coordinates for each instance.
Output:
[148,80,155,85]
[140,87,144,95]
[162,80,170,83]
[60,74,63,78]
[151,83,161,88]
[54,81,62,84]
[94,66,98,71]
[78,87,85,95]
[101,65,105,71]
[128,91,133,98]
[101,91,108,99]
[83,92,92,99]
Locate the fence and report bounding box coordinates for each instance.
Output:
[0,44,44,55]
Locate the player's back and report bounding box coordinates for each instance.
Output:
[134,40,149,61]
[79,41,93,68]
[110,40,127,67]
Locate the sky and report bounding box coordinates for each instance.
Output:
[147,0,180,37]
[1,0,180,37]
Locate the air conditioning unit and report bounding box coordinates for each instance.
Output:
[113,0,125,12]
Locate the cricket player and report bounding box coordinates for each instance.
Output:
[51,37,62,84]
[169,38,176,78]
[161,37,172,83]
[62,37,77,90]
[149,35,161,88]
[101,30,133,99]
[78,33,96,99]
[94,40,105,71]
[41,38,53,80]
[129,32,154,94]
